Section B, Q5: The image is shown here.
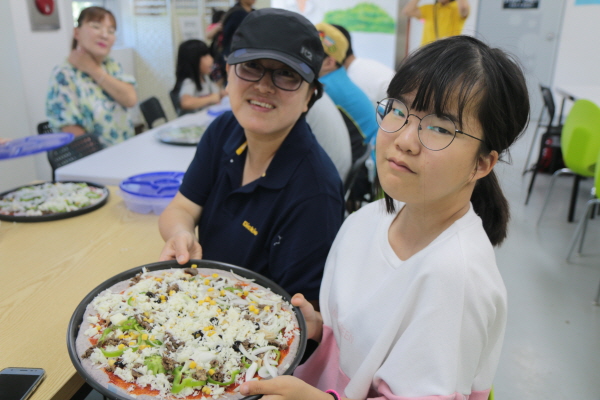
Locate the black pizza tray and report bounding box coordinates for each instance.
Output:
[67,259,307,400]
[0,181,109,222]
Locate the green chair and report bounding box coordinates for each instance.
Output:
[537,99,600,225]
[566,148,600,261]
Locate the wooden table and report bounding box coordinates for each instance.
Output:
[0,187,165,399]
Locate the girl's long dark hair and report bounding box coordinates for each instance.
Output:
[173,40,211,94]
[72,7,116,50]
[382,35,530,246]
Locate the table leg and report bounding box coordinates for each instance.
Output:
[568,175,581,223]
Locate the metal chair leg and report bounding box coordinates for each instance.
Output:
[523,107,544,175]
[566,200,594,261]
[537,168,573,226]
[594,278,600,306]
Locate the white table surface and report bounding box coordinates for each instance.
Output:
[55,111,216,186]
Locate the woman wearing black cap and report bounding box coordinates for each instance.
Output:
[159,8,344,307]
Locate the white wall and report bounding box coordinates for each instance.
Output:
[0,0,73,191]
[553,1,600,87]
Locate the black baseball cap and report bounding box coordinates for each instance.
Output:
[227,8,324,83]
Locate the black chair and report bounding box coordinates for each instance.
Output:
[524,86,565,204]
[139,96,168,129]
[37,121,53,134]
[47,134,103,181]
[169,89,182,117]
[344,144,372,214]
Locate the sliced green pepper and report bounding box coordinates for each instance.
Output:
[241,357,251,369]
[273,349,281,363]
[98,327,114,344]
[207,370,240,386]
[171,367,206,394]
[144,354,166,375]
[223,287,242,292]
[101,348,124,357]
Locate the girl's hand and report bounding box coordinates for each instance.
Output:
[291,293,323,342]
[239,376,331,400]
[159,230,202,264]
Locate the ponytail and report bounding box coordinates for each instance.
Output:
[471,170,509,246]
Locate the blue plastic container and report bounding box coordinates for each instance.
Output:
[119,171,184,214]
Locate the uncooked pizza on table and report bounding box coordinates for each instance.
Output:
[0,182,107,218]
[76,266,301,399]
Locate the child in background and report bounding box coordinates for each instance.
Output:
[172,39,223,114]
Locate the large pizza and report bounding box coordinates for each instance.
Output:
[0,182,108,220]
[75,266,301,399]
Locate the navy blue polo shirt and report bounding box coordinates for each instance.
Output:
[179,112,344,300]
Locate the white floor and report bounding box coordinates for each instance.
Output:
[492,123,600,399]
[85,123,600,400]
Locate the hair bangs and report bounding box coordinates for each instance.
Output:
[79,7,116,29]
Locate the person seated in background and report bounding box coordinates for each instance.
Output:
[315,22,377,163]
[332,24,395,108]
[402,0,470,46]
[305,92,352,183]
[159,8,345,307]
[46,6,137,148]
[172,39,224,114]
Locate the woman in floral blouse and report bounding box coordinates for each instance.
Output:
[46,6,137,147]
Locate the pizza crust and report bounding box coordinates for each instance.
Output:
[76,267,301,399]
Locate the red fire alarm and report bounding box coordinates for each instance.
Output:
[35,0,54,15]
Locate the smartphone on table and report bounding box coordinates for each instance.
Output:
[0,368,45,400]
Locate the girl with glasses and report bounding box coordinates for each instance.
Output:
[159,9,344,308]
[46,7,137,147]
[240,35,529,400]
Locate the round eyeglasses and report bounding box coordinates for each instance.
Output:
[375,98,484,151]
[234,61,304,91]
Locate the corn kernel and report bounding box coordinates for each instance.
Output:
[139,345,147,350]
[147,318,154,323]
[212,273,219,278]
[207,331,216,337]
[264,306,271,312]
[155,277,163,282]
[208,368,215,375]
[160,295,166,301]
[207,287,214,292]
[192,295,197,299]
[191,264,197,268]
[150,335,155,340]
[190,312,195,316]
[253,310,259,315]
[210,300,216,306]
[142,334,148,340]
[236,292,243,297]
[189,361,197,369]
[243,290,249,296]
[118,334,125,339]
[217,308,222,314]
[118,344,125,349]
[169,290,175,296]
[108,359,116,366]
[204,296,211,302]
[204,279,210,285]
[198,300,204,305]
[202,386,212,394]
[128,341,136,346]
[220,290,226,296]
[161,299,166,303]
[130,332,139,339]
[144,312,149,317]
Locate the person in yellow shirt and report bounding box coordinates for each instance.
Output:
[402,0,470,46]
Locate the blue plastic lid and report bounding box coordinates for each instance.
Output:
[0,133,74,161]
[119,171,185,198]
